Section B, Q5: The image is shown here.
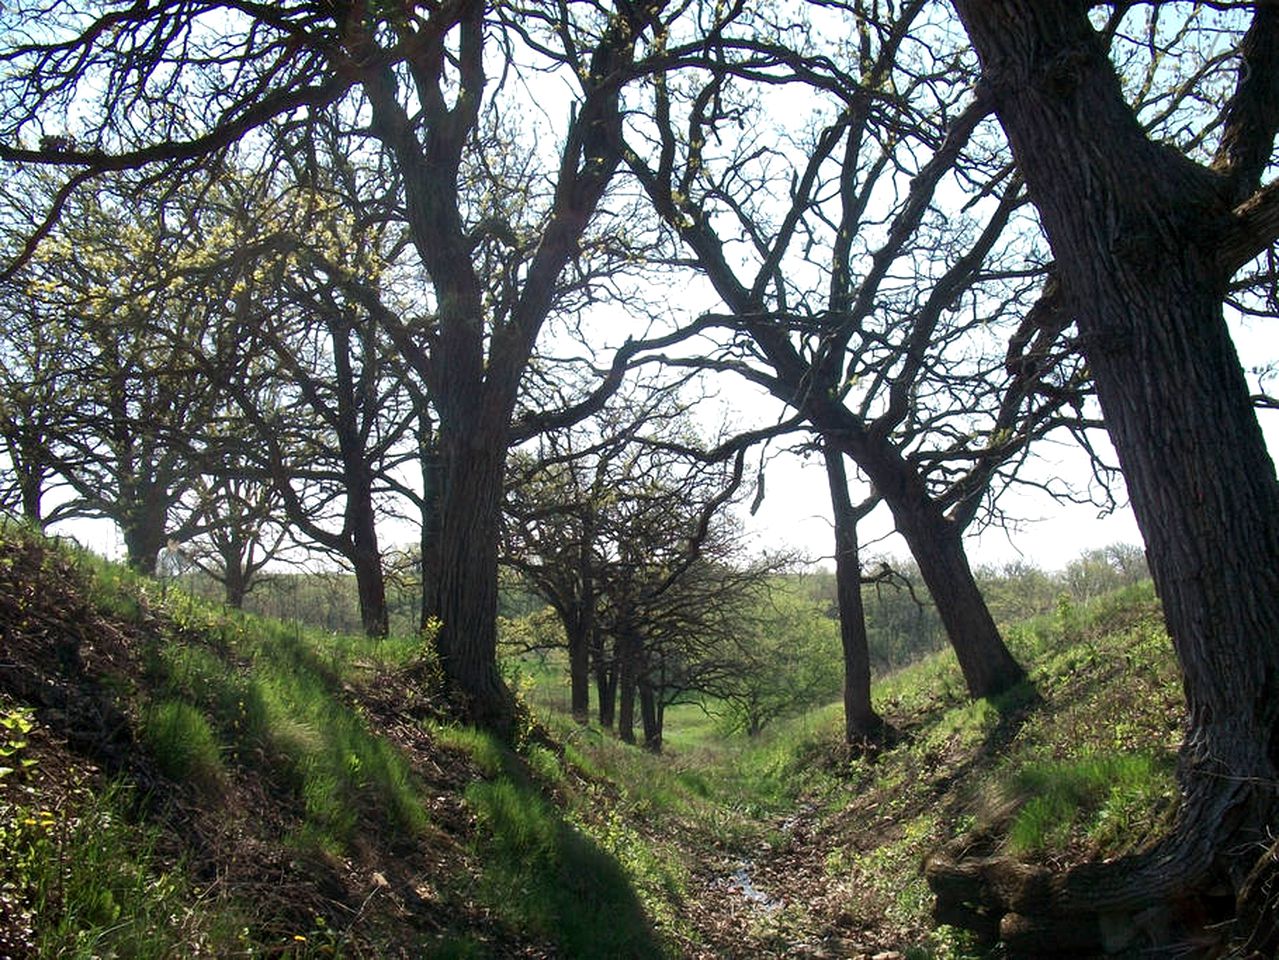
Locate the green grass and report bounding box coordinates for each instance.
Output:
[1004,752,1175,857]
[141,699,225,791]
[467,779,661,958]
[0,521,1191,959]
[0,782,246,958]
[136,597,431,853]
[440,724,673,958]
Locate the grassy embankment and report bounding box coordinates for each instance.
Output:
[515,583,1182,958]
[0,520,1182,958]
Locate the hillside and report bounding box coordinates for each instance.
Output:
[0,522,1196,958]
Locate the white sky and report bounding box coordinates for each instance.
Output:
[730,313,1277,573]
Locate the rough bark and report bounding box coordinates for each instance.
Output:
[433,419,516,737]
[935,2,1279,951]
[823,444,884,743]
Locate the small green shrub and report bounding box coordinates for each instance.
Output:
[0,705,36,781]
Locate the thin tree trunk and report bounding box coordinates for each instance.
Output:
[616,628,640,744]
[347,471,388,638]
[595,627,616,729]
[639,681,661,753]
[824,443,884,743]
[569,614,591,724]
[569,517,595,722]
[419,433,442,631]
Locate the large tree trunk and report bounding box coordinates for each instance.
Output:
[223,557,248,609]
[931,4,1279,952]
[121,488,168,576]
[434,422,516,735]
[824,444,884,743]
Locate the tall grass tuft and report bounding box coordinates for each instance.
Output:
[141,699,225,792]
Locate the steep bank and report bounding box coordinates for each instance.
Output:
[0,522,1193,957]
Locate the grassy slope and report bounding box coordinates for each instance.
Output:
[0,524,677,958]
[0,521,1185,959]
[524,584,1183,959]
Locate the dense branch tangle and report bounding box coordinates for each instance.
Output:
[617,0,1105,704]
[0,0,706,732]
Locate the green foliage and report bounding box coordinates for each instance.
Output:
[1005,753,1175,857]
[0,704,36,781]
[465,777,665,959]
[0,783,245,958]
[717,582,843,737]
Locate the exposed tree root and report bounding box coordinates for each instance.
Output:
[926,798,1278,958]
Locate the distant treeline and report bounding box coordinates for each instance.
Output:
[185,542,1146,678]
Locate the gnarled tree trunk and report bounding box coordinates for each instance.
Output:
[933,3,1279,952]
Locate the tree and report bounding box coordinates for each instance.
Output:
[715,581,844,738]
[621,1,1098,701]
[185,447,291,609]
[213,176,414,639]
[6,179,228,571]
[0,1,688,730]
[505,388,771,747]
[930,3,1279,952]
[0,289,76,525]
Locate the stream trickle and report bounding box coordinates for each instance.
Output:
[724,862,781,912]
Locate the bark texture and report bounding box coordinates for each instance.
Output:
[433,422,515,736]
[935,2,1279,951]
